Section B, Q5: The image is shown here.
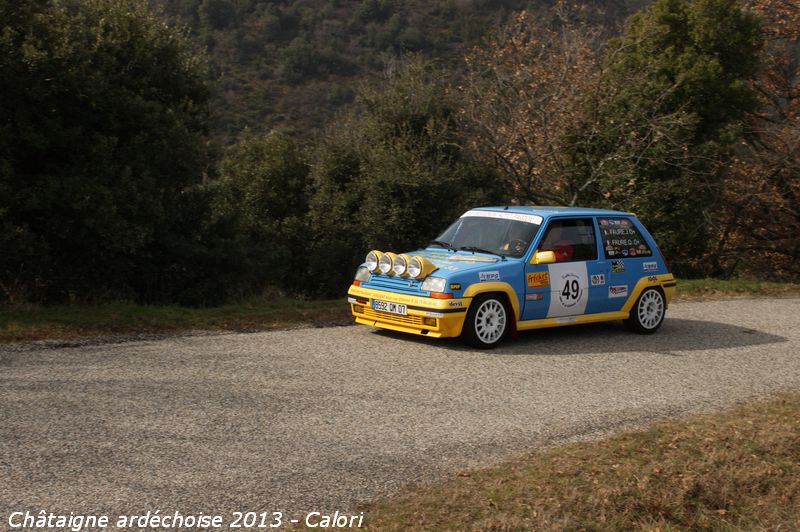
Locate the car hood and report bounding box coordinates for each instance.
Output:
[414,249,504,276]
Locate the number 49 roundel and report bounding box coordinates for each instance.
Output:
[547,263,589,317]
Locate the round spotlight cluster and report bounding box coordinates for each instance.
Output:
[365,251,437,279]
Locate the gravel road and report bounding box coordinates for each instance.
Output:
[1,298,799,520]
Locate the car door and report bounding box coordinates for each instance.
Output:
[522,218,602,321]
[595,216,656,312]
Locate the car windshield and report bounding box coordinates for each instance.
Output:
[431,215,541,258]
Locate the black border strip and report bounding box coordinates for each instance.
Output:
[407,304,466,314]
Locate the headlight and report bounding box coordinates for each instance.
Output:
[407,256,437,279]
[392,254,410,276]
[365,250,382,272]
[354,266,371,282]
[421,276,447,293]
[379,252,396,274]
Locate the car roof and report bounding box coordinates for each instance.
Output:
[472,205,633,220]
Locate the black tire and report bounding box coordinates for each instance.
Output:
[624,287,665,334]
[461,294,510,349]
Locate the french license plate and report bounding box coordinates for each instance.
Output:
[372,299,407,315]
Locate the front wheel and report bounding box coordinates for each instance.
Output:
[461,294,510,349]
[624,288,665,334]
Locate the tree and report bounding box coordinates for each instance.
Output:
[0,0,210,302]
[461,1,762,273]
[597,0,762,272]
[711,0,800,278]
[212,130,310,296]
[461,8,606,206]
[307,57,505,296]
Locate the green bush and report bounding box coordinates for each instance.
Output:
[0,0,210,303]
[213,131,311,296]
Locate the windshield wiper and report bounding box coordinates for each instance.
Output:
[429,240,454,250]
[459,246,506,260]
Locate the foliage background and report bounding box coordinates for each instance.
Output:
[0,0,796,304]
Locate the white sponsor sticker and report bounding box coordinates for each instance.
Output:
[479,271,501,282]
[555,316,577,324]
[608,285,628,298]
[424,311,445,318]
[643,261,658,272]
[591,274,606,286]
[462,209,543,225]
[547,262,589,317]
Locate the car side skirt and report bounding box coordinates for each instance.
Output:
[517,311,629,330]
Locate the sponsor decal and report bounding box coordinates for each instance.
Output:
[611,260,625,273]
[449,283,461,290]
[424,311,444,318]
[555,316,577,324]
[647,275,658,282]
[461,209,543,225]
[347,297,357,304]
[621,249,629,257]
[527,271,550,289]
[479,271,501,282]
[448,301,463,307]
[526,293,545,301]
[608,285,628,298]
[629,249,637,256]
[591,274,606,286]
[643,261,658,272]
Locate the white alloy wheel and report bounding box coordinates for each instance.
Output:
[638,289,664,329]
[625,288,665,334]
[474,298,507,345]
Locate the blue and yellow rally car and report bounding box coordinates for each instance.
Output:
[348,206,676,348]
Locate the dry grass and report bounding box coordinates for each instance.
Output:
[0,298,350,343]
[675,278,800,301]
[362,394,800,531]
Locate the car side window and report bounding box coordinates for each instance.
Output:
[537,218,597,262]
[597,218,653,258]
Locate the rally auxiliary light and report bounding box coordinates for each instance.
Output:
[392,254,411,276]
[378,252,397,274]
[365,250,383,272]
[407,256,437,279]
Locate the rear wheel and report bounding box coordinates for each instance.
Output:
[461,294,510,349]
[624,288,665,334]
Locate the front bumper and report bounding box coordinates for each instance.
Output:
[347,284,470,338]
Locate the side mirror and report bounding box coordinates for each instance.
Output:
[531,250,556,265]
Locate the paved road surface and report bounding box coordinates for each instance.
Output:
[1,298,798,519]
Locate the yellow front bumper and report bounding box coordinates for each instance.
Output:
[347,284,470,338]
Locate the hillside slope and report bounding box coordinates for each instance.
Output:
[150,0,647,144]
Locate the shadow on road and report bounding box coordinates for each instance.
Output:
[370,317,787,356]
